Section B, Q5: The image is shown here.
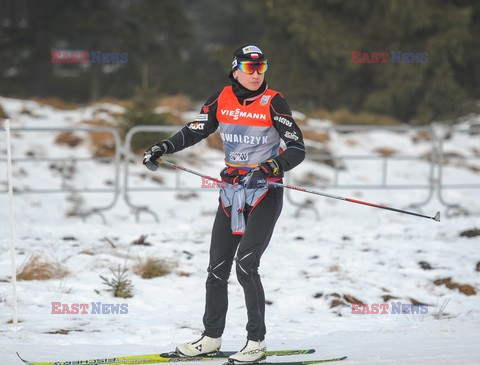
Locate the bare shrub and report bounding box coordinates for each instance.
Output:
[133,257,177,279]
[17,254,69,281]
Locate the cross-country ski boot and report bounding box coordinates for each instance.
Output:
[228,340,267,364]
[176,335,222,357]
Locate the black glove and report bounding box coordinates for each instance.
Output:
[143,142,168,171]
[241,159,282,189]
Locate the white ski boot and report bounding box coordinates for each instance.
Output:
[176,335,222,357]
[228,340,266,364]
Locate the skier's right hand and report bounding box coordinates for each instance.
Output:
[143,142,167,171]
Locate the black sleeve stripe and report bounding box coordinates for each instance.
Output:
[287,145,306,152]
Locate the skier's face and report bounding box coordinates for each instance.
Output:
[233,68,265,91]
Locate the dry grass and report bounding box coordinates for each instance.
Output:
[310,108,401,126]
[89,97,133,109]
[412,130,432,143]
[81,119,117,158]
[374,147,397,157]
[31,97,79,110]
[66,192,84,217]
[17,254,69,281]
[131,234,152,246]
[303,130,330,143]
[90,130,116,158]
[158,94,193,112]
[459,228,480,238]
[0,103,8,118]
[433,277,477,296]
[133,257,177,279]
[55,131,83,148]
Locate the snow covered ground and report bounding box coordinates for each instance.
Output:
[1,97,479,364]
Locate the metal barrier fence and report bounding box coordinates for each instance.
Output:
[284,124,438,218]
[2,122,479,222]
[0,125,121,223]
[436,123,480,216]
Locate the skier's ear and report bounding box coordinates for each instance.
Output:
[232,70,238,80]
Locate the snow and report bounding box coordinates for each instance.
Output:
[1,96,480,364]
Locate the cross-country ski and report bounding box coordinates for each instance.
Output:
[16,350,348,365]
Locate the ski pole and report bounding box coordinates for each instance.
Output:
[158,159,440,222]
[160,159,224,184]
[267,181,440,222]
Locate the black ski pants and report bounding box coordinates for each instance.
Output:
[202,186,283,341]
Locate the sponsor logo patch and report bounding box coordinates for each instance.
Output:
[260,95,271,105]
[284,131,299,141]
[188,122,205,130]
[242,45,262,55]
[220,109,267,121]
[194,113,208,122]
[229,152,249,162]
[274,115,292,127]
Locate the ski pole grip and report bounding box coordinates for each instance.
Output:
[145,160,159,171]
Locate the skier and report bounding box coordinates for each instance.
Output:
[143,44,305,364]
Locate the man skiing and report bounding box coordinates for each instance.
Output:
[143,44,305,364]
